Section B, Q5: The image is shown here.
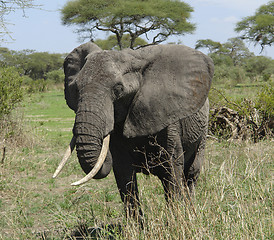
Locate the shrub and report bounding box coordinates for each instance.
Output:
[243,56,274,81]
[0,67,23,118]
[256,85,274,119]
[46,69,64,83]
[255,85,274,137]
[26,79,48,93]
[213,65,248,86]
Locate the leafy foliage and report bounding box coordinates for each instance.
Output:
[61,0,195,49]
[196,38,274,85]
[222,38,254,66]
[256,85,273,121]
[0,47,65,80]
[46,69,64,83]
[94,34,148,50]
[195,39,224,54]
[244,56,274,81]
[0,67,23,118]
[235,1,274,51]
[196,38,254,66]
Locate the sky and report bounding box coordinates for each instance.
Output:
[1,0,273,58]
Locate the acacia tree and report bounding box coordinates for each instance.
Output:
[223,38,254,66]
[195,39,225,54]
[94,34,148,50]
[61,0,195,49]
[235,1,274,51]
[0,0,38,41]
[195,38,254,66]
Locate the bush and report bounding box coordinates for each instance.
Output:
[26,79,48,93]
[255,85,273,118]
[213,65,248,86]
[243,56,274,81]
[0,67,23,118]
[255,85,274,136]
[46,69,64,83]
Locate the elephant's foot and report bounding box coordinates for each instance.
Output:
[124,203,144,228]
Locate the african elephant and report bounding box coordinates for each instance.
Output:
[53,42,214,219]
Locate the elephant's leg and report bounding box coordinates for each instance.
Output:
[113,166,142,219]
[157,122,184,201]
[159,174,181,201]
[185,137,206,194]
[110,136,142,221]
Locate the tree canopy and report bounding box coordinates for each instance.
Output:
[94,34,148,50]
[195,39,225,54]
[0,48,65,80]
[235,1,274,51]
[195,38,273,84]
[61,0,195,49]
[195,38,254,66]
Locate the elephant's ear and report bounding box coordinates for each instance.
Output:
[64,42,102,112]
[123,45,214,138]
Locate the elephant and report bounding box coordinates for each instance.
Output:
[53,41,214,220]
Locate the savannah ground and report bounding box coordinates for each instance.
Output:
[0,87,272,239]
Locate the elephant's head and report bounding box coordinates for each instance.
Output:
[63,42,102,111]
[54,42,214,185]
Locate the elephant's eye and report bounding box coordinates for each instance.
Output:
[113,83,124,99]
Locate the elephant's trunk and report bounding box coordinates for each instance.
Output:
[74,109,112,180]
[71,135,110,186]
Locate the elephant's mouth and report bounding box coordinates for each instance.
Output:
[52,134,110,185]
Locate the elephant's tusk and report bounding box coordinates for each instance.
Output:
[52,136,76,178]
[71,135,110,186]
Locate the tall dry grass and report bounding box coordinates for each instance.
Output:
[1,134,272,239]
[39,140,271,240]
[119,140,272,240]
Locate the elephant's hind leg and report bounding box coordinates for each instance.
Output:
[157,122,185,201]
[185,137,206,194]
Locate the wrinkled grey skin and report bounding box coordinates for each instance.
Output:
[64,42,214,218]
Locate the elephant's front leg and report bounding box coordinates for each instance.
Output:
[110,136,143,222]
[114,167,142,220]
[113,160,142,222]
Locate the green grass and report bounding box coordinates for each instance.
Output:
[22,90,75,146]
[211,83,265,102]
[0,89,273,239]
